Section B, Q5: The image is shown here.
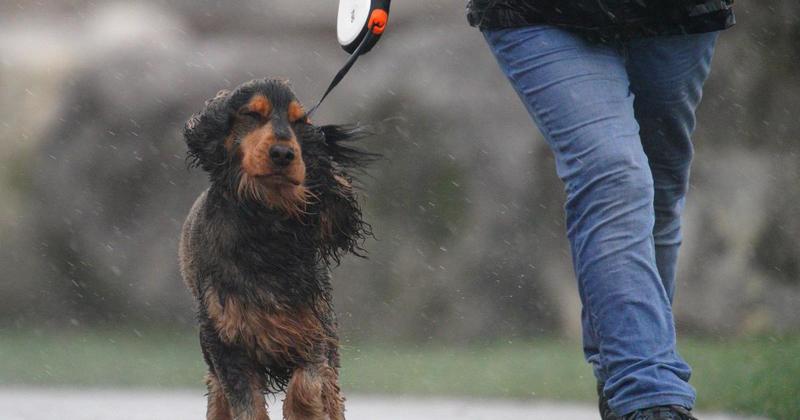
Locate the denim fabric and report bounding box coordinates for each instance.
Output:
[482,26,718,416]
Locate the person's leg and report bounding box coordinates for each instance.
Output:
[627,32,720,302]
[482,26,694,415]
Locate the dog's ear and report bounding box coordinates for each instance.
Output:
[317,173,370,264]
[312,124,378,263]
[319,124,379,169]
[184,89,233,172]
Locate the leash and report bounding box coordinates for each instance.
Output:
[307,0,391,117]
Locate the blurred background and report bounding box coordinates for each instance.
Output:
[0,0,798,418]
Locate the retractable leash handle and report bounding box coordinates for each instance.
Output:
[307,0,391,117]
[338,0,390,54]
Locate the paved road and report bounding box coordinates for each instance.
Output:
[0,388,766,420]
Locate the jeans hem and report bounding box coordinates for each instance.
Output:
[612,393,696,417]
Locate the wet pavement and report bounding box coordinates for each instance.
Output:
[0,388,767,420]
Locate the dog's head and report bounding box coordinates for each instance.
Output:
[184,78,374,260]
[184,79,315,216]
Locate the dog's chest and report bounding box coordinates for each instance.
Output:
[204,287,332,363]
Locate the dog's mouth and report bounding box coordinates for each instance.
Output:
[237,170,310,217]
[256,173,303,187]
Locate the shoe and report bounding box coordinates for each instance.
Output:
[597,382,619,420]
[622,405,698,420]
[597,382,698,420]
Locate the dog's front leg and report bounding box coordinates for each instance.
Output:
[283,364,344,420]
[201,325,269,420]
[319,364,345,420]
[205,372,233,420]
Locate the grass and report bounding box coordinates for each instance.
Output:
[0,329,203,388]
[0,329,797,419]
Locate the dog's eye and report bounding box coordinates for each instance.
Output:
[241,110,264,119]
[238,106,268,120]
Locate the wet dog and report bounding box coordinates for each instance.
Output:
[179,79,373,420]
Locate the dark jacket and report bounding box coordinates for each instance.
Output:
[467,0,735,39]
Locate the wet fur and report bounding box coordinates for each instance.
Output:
[179,79,374,419]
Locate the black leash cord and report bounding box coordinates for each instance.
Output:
[306,31,378,118]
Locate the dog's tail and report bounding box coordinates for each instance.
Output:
[320,124,381,169]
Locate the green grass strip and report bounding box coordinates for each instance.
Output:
[0,330,796,419]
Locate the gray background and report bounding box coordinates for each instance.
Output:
[0,0,798,342]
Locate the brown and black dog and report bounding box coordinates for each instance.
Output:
[179,79,373,420]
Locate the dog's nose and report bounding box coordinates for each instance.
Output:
[269,144,295,167]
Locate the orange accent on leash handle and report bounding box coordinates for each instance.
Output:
[368,9,388,35]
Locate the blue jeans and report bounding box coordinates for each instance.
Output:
[483,27,718,415]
